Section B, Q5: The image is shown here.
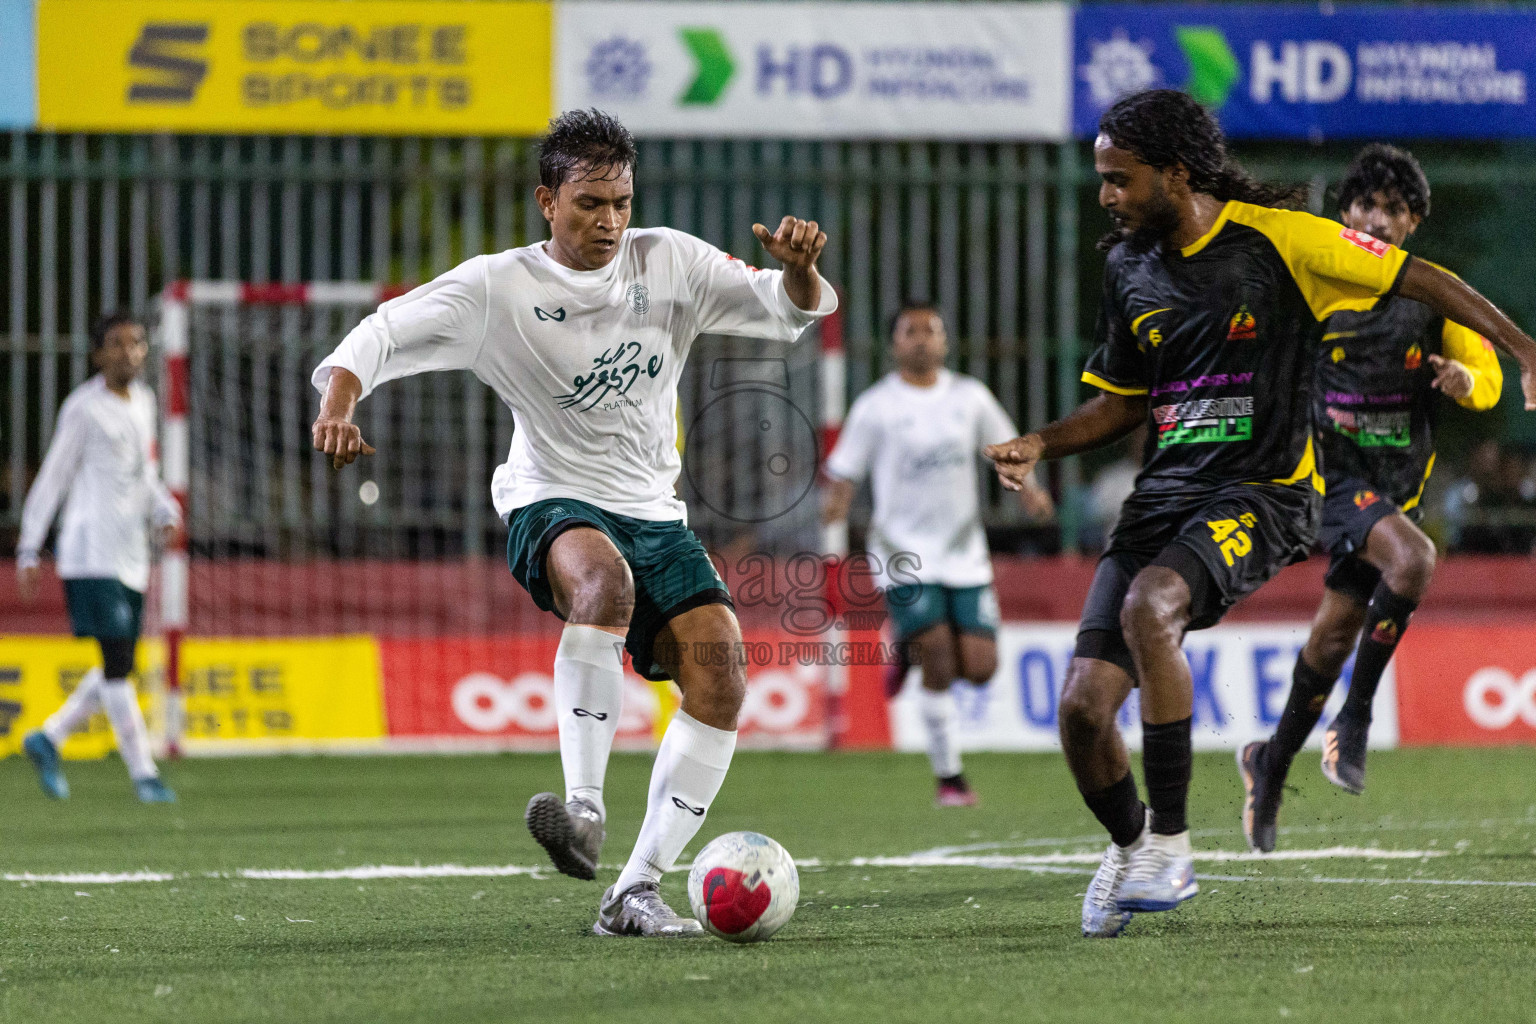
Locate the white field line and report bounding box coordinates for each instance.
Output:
[10,844,1536,889]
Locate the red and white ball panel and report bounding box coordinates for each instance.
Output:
[687,831,800,943]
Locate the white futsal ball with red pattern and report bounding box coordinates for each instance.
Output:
[687,831,800,943]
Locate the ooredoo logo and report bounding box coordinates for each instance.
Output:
[1463,668,1536,731]
[452,672,557,733]
[1340,227,1391,258]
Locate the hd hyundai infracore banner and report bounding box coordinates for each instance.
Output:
[1075,4,1536,139]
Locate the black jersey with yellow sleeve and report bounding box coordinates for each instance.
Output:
[1317,285,1503,509]
[1082,200,1411,501]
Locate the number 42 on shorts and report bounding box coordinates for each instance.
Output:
[1207,513,1258,566]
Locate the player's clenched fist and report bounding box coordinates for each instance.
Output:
[752,216,827,270]
[984,434,1045,492]
[312,415,375,470]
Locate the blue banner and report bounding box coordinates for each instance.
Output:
[1075,4,1536,140]
[0,0,36,129]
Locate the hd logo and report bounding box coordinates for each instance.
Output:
[127,23,210,104]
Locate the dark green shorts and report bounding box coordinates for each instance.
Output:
[884,583,1001,643]
[63,578,144,640]
[506,498,733,682]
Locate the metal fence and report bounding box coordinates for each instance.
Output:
[0,131,1086,554]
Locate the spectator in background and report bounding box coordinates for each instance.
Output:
[1442,440,1536,553]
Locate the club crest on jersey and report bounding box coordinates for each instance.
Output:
[1340,227,1391,258]
[1404,343,1423,370]
[1226,305,1257,341]
[534,306,566,322]
[1353,490,1381,510]
[626,283,650,316]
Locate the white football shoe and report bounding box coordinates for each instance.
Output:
[1081,810,1150,938]
[1116,829,1198,913]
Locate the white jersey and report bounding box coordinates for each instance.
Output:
[313,227,836,523]
[826,370,1016,589]
[17,376,181,592]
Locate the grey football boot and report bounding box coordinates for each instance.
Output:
[525,793,605,881]
[593,880,704,937]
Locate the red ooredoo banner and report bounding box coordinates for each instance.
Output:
[1394,625,1536,746]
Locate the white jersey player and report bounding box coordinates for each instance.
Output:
[17,313,180,803]
[824,302,1052,806]
[311,110,836,937]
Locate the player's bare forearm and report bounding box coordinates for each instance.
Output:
[782,265,822,313]
[821,477,855,526]
[984,393,1145,491]
[312,367,376,469]
[1400,259,1536,408]
[753,216,827,311]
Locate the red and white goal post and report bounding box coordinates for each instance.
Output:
[154,281,407,754]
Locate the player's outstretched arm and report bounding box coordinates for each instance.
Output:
[821,477,855,526]
[1399,259,1536,410]
[984,393,1145,492]
[752,216,827,312]
[312,367,377,470]
[16,398,89,601]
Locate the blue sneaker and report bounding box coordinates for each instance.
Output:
[23,731,69,800]
[134,777,177,803]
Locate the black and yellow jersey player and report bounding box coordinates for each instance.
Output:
[1240,144,1503,855]
[983,90,1536,939]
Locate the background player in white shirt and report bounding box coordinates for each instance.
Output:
[310,110,836,937]
[823,301,1052,806]
[17,313,180,803]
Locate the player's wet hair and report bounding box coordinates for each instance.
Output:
[90,311,142,351]
[887,298,943,339]
[1097,89,1308,250]
[1337,143,1430,221]
[539,109,638,193]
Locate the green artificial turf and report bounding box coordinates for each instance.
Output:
[2,749,1533,1023]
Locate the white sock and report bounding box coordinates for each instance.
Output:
[99,680,158,781]
[554,624,625,821]
[43,668,104,747]
[614,710,736,894]
[919,686,963,779]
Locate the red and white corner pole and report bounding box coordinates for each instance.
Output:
[159,283,190,757]
[818,298,848,747]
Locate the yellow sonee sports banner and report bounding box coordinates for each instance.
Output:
[0,637,385,758]
[179,636,386,751]
[0,638,163,761]
[37,0,552,135]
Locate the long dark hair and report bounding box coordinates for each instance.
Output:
[1096,90,1308,249]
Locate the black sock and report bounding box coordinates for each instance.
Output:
[1141,717,1192,836]
[1265,656,1337,775]
[1339,585,1418,725]
[1081,772,1146,848]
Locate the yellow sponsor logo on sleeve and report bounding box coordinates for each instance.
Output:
[37,0,552,135]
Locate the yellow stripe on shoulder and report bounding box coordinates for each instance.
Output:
[1081,372,1148,396]
[1223,203,1410,322]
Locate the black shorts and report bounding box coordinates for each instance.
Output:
[1319,477,1419,605]
[1075,484,1319,678]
